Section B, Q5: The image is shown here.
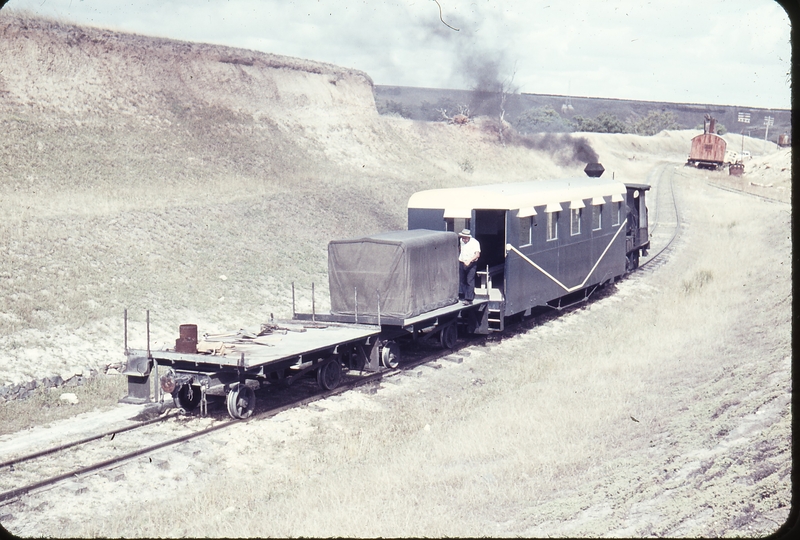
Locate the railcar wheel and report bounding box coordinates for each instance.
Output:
[316,356,343,390]
[380,341,400,369]
[174,384,201,411]
[439,323,457,349]
[626,252,640,272]
[226,383,255,419]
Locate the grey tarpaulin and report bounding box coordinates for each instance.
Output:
[328,229,459,319]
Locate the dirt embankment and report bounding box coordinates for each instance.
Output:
[0,14,375,121]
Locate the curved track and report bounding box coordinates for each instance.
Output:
[0,164,687,505]
[0,341,467,504]
[639,162,683,270]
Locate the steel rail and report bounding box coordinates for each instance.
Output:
[640,164,682,269]
[0,339,470,505]
[0,412,174,470]
[0,416,237,504]
[706,181,789,206]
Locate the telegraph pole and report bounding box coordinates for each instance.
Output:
[763,115,774,149]
[737,112,750,156]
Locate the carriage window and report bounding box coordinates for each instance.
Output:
[519,217,533,246]
[592,204,602,230]
[445,218,470,233]
[612,202,621,226]
[546,212,558,241]
[571,208,582,235]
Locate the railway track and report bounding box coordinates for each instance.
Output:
[706,181,789,206]
[0,339,470,506]
[0,163,687,507]
[638,162,683,272]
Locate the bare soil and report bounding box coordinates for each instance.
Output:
[0,12,793,538]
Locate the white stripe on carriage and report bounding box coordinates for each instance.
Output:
[505,219,628,293]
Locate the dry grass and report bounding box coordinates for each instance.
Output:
[53,170,791,538]
[0,375,128,437]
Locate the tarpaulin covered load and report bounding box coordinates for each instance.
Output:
[328,229,459,320]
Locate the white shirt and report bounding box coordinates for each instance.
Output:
[459,237,481,264]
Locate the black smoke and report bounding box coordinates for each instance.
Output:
[422,9,514,114]
[423,5,599,165]
[504,130,600,166]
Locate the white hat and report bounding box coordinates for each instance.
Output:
[458,229,471,237]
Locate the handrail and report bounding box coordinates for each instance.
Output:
[505,219,627,293]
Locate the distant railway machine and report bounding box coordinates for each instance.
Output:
[686,115,726,170]
[120,163,650,419]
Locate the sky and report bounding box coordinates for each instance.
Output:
[2,0,792,109]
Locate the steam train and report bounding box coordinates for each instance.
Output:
[121,163,650,419]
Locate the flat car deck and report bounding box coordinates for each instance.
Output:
[128,321,381,370]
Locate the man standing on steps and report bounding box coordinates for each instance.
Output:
[458,229,481,305]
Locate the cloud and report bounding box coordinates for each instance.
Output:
[2,0,791,108]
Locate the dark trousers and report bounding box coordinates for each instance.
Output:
[460,262,477,301]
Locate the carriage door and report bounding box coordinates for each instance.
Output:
[473,209,507,291]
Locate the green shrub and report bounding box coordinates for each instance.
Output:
[682,269,714,294]
[377,99,412,119]
[630,110,680,135]
[514,106,572,133]
[570,112,627,133]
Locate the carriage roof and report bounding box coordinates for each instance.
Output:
[407,177,628,213]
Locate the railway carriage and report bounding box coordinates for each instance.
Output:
[407,166,649,331]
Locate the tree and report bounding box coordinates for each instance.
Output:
[629,110,680,135]
[377,99,412,119]
[514,106,572,133]
[436,103,471,124]
[424,98,459,122]
[570,112,627,133]
[494,65,519,146]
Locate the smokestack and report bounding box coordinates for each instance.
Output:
[584,162,605,177]
[709,117,716,134]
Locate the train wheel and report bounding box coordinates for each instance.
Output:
[316,357,342,391]
[626,252,639,272]
[174,384,201,411]
[380,341,400,369]
[226,383,255,419]
[439,323,457,349]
